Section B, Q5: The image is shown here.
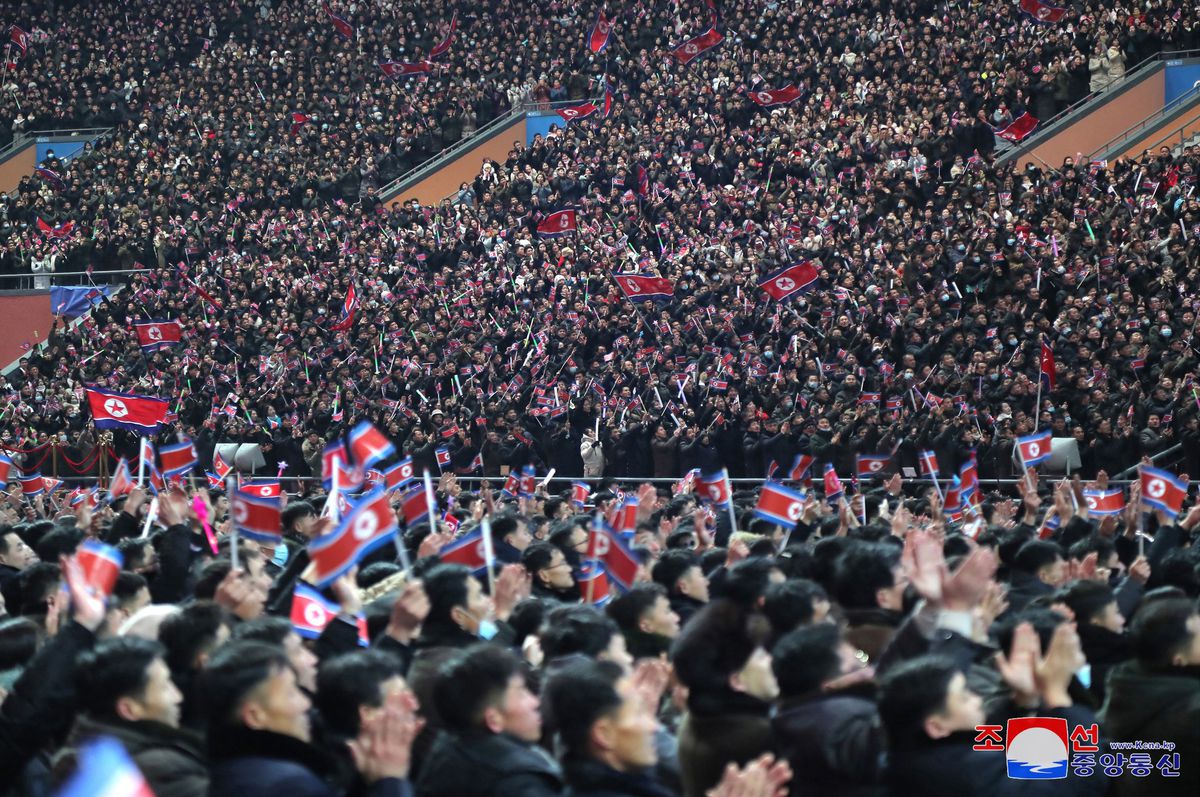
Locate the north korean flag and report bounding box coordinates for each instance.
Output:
[438,529,488,574]
[77,540,123,598]
[109,457,134,497]
[1083,488,1125,516]
[537,208,578,238]
[500,472,521,498]
[232,489,283,543]
[572,481,592,508]
[1016,429,1052,468]
[612,495,638,535]
[672,27,723,65]
[383,457,415,491]
[329,283,359,332]
[349,421,395,469]
[959,455,980,498]
[578,564,612,606]
[856,454,890,479]
[42,476,64,495]
[758,260,819,302]
[585,520,640,590]
[34,167,65,192]
[244,480,281,499]
[698,469,732,505]
[291,583,340,639]
[435,447,451,470]
[290,111,311,134]
[36,218,74,239]
[9,24,28,55]
[615,273,674,302]
[556,102,599,125]
[1019,0,1066,23]
[919,450,939,477]
[133,319,183,352]
[380,60,433,78]
[996,111,1038,143]
[428,11,457,58]
[400,485,430,527]
[753,482,806,527]
[322,2,355,38]
[308,487,398,587]
[206,471,224,490]
[746,85,803,107]
[85,386,169,433]
[1040,335,1056,391]
[588,11,614,53]
[823,464,844,502]
[1140,466,1189,515]
[322,441,350,490]
[19,470,43,498]
[159,438,198,478]
[789,454,814,482]
[0,452,11,484]
[519,466,537,497]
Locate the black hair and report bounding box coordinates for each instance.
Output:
[0,617,39,671]
[508,598,548,647]
[699,548,727,576]
[281,501,316,532]
[433,643,523,734]
[116,538,151,570]
[877,654,963,751]
[809,536,853,592]
[652,550,700,595]
[490,515,519,544]
[1129,597,1198,667]
[991,607,1068,654]
[358,562,401,589]
[35,526,83,562]
[112,571,148,608]
[422,564,473,628]
[541,659,625,760]
[230,615,293,646]
[522,541,559,577]
[606,583,668,634]
[539,605,621,663]
[158,601,229,675]
[75,636,165,720]
[832,543,901,610]
[666,529,697,550]
[772,624,843,697]
[200,641,292,730]
[1059,580,1117,626]
[0,529,21,558]
[1013,540,1062,575]
[762,579,825,637]
[316,649,405,739]
[670,600,769,696]
[17,562,62,615]
[714,557,777,608]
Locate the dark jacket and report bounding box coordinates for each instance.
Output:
[207,724,410,797]
[843,607,904,665]
[60,715,207,797]
[415,730,564,797]
[562,759,675,797]
[668,595,706,628]
[677,690,771,797]
[1076,624,1132,704]
[622,629,672,661]
[1005,571,1056,614]
[771,689,885,797]
[886,706,1106,797]
[1100,661,1200,797]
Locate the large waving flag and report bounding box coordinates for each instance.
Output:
[308,487,398,587]
[1019,0,1066,23]
[588,11,614,53]
[159,438,198,478]
[329,284,359,332]
[746,85,803,107]
[758,260,819,302]
[85,386,169,433]
[34,166,65,191]
[133,319,183,352]
[429,11,457,58]
[537,208,578,238]
[555,102,600,125]
[996,112,1038,143]
[380,60,434,78]
[672,27,723,65]
[615,273,674,302]
[9,25,29,55]
[322,2,355,39]
[37,218,74,239]
[1039,335,1056,391]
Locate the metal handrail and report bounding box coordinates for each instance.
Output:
[999,49,1200,164]
[1139,105,1200,157]
[1090,84,1200,159]
[0,126,113,163]
[1111,443,1184,480]
[379,96,602,202]
[0,268,150,282]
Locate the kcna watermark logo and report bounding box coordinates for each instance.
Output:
[974,718,1180,779]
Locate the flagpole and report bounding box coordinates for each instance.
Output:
[423,469,439,536]
[137,438,146,486]
[225,476,239,572]
[480,515,496,598]
[586,513,601,605]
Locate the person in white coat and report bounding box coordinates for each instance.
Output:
[30,251,56,289]
[580,428,604,478]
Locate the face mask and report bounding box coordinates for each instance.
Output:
[1008,338,1018,346]
[272,544,289,567]
[1162,328,1172,338]
[478,619,499,640]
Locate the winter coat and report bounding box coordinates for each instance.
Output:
[415,730,564,797]
[677,690,771,797]
[771,689,885,797]
[59,715,207,797]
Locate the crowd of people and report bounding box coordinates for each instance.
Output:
[0,1,1199,794]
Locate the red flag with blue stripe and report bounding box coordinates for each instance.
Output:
[232,488,282,543]
[308,487,398,587]
[753,482,806,527]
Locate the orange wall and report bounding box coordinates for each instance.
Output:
[1113,106,1200,160]
[0,143,36,195]
[0,292,54,368]
[1010,72,1165,168]
[390,117,526,207]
